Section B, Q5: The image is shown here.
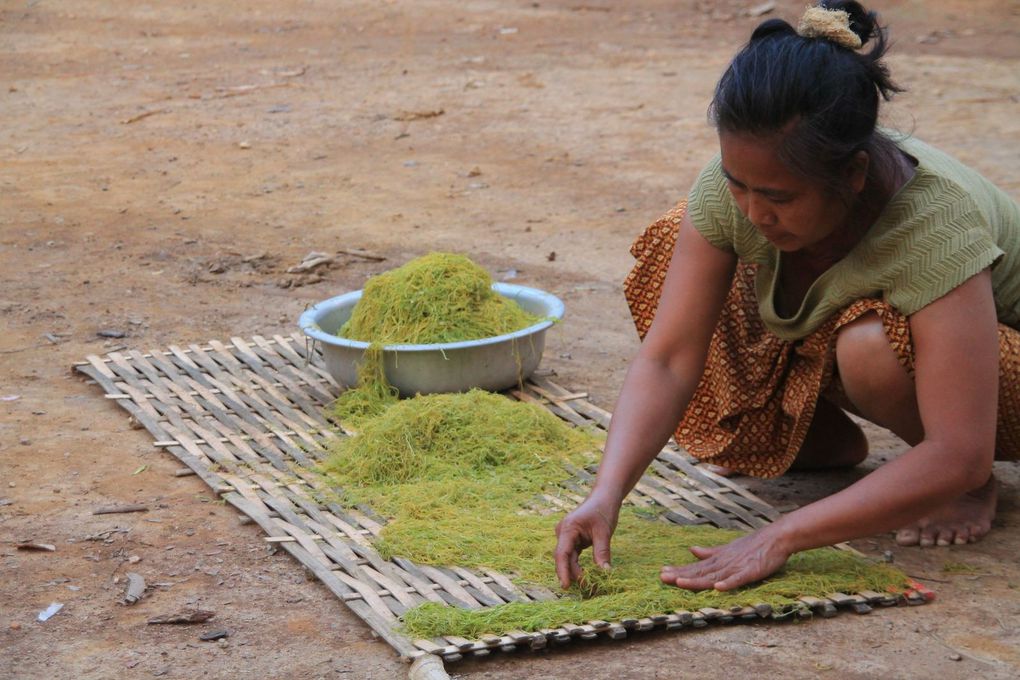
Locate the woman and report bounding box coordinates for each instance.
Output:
[555,1,1020,593]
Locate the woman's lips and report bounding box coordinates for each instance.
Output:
[758,227,790,244]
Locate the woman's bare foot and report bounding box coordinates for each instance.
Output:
[701,463,737,477]
[895,474,998,547]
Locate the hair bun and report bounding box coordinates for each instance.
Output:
[820,1,879,47]
[798,7,860,49]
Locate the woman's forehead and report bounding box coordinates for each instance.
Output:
[719,131,802,183]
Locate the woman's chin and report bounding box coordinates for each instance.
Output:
[765,234,798,251]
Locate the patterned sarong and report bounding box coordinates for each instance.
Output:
[623,201,1020,478]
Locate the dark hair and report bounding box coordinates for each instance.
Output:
[709,1,904,200]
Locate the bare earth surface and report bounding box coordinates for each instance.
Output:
[2,1,1020,678]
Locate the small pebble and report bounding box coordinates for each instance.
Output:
[10,622,21,630]
[949,653,962,661]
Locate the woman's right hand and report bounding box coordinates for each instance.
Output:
[552,211,735,591]
[554,492,621,588]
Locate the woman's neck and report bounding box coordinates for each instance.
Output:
[797,146,915,270]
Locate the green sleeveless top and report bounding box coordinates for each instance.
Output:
[688,135,1020,341]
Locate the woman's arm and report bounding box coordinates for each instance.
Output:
[664,269,999,591]
[554,211,737,588]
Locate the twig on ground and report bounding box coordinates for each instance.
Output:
[92,504,149,515]
[120,108,170,125]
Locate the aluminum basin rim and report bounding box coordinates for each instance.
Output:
[299,282,564,352]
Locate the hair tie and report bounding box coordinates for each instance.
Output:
[797,6,863,49]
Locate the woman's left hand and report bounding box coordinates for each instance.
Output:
[660,526,792,591]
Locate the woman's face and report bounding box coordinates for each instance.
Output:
[718,131,864,255]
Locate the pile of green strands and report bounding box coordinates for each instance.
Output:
[329,251,543,426]
[338,252,542,345]
[319,390,911,640]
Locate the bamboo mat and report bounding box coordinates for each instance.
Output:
[74,333,926,664]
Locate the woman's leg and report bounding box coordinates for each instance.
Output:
[835,312,997,547]
[788,398,869,470]
[702,399,868,476]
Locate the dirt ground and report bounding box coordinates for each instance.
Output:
[2,1,1019,678]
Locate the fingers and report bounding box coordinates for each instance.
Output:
[592,524,613,570]
[662,561,727,590]
[660,557,720,590]
[554,521,591,588]
[666,559,760,591]
[687,544,719,559]
[554,528,577,589]
[666,573,717,590]
[711,569,752,592]
[658,545,720,587]
[554,497,621,588]
[660,533,788,592]
[554,549,575,590]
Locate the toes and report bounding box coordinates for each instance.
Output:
[953,524,976,545]
[702,464,736,478]
[967,523,990,543]
[935,528,955,547]
[895,527,920,546]
[919,526,939,548]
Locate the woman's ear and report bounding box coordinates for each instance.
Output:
[847,150,870,195]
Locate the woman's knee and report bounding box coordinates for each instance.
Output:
[835,312,913,407]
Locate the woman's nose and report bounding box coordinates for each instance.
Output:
[747,194,775,227]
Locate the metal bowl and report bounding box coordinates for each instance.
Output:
[299,283,564,396]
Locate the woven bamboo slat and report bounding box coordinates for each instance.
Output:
[75,332,924,665]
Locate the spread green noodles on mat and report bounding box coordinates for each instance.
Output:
[339,252,542,345]
[320,390,910,639]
